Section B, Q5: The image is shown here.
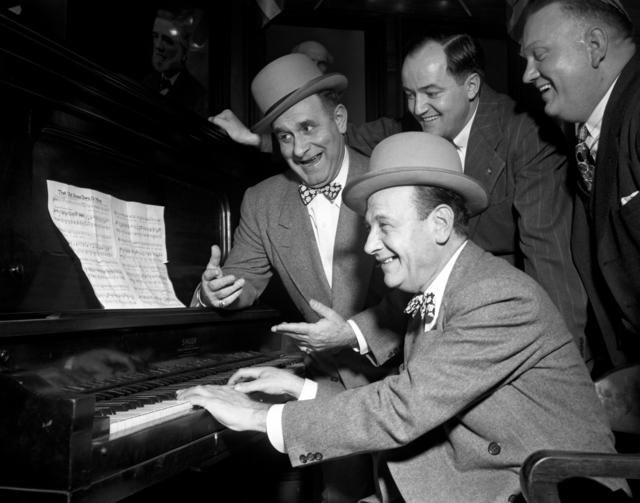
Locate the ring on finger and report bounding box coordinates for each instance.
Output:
[219,300,226,308]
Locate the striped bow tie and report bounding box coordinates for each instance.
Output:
[299,183,342,205]
[404,292,436,322]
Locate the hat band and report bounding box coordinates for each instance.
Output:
[264,88,297,117]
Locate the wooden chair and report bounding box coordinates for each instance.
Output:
[520,364,640,502]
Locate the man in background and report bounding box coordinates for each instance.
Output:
[291,40,334,74]
[142,6,208,117]
[522,0,639,371]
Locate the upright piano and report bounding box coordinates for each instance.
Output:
[0,10,303,502]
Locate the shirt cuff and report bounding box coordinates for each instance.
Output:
[299,379,318,400]
[347,319,369,355]
[266,404,286,453]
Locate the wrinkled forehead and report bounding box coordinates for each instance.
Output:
[271,94,329,131]
[365,186,417,222]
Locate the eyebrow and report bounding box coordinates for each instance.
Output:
[274,119,316,135]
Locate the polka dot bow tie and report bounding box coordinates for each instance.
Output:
[299,183,342,205]
[404,292,436,323]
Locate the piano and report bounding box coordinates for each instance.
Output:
[0,9,304,502]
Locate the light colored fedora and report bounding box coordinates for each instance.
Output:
[343,132,489,217]
[250,53,348,134]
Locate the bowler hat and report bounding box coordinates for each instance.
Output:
[343,132,489,217]
[250,54,348,134]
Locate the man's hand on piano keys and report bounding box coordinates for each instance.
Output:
[228,366,305,400]
[271,299,358,353]
[177,385,269,433]
[199,245,244,308]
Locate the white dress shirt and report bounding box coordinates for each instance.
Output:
[266,241,469,453]
[452,103,479,171]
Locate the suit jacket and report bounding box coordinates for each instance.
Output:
[198,147,407,391]
[345,86,589,359]
[142,67,208,118]
[282,242,624,503]
[572,55,640,367]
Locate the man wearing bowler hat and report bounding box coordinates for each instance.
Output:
[192,54,408,502]
[182,133,626,502]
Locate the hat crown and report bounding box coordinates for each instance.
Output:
[370,132,462,174]
[251,54,324,115]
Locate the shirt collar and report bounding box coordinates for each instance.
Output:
[584,75,619,141]
[162,71,181,86]
[420,241,467,329]
[452,101,479,151]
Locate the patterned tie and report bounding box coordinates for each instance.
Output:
[575,123,595,192]
[299,183,342,205]
[404,292,436,323]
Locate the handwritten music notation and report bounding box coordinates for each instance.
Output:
[47,180,185,309]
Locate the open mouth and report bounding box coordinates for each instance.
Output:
[421,114,441,123]
[300,153,322,168]
[538,83,551,94]
[380,256,397,265]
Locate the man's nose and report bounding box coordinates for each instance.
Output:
[413,94,431,116]
[292,136,310,158]
[364,227,380,256]
[522,59,539,84]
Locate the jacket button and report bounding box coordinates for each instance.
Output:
[330,377,339,382]
[388,351,394,358]
[299,454,307,464]
[315,452,323,461]
[508,495,517,503]
[488,442,501,455]
[306,453,315,462]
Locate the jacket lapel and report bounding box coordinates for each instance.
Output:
[267,175,332,309]
[463,87,506,238]
[331,148,375,317]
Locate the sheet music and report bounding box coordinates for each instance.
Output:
[47,180,185,309]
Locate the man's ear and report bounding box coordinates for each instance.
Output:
[464,73,481,101]
[585,26,608,68]
[334,104,348,134]
[432,205,455,244]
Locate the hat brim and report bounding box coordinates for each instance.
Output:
[250,72,348,135]
[343,166,489,217]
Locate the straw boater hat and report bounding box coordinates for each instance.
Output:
[343,132,489,217]
[250,53,348,134]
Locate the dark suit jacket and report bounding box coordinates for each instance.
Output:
[572,55,640,367]
[345,86,589,359]
[193,147,407,392]
[142,68,208,118]
[282,242,624,503]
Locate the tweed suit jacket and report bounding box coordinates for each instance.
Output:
[281,242,623,503]
[345,86,589,358]
[193,147,406,391]
[572,55,640,366]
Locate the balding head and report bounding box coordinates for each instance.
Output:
[291,41,334,74]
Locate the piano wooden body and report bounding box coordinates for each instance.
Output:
[0,10,298,502]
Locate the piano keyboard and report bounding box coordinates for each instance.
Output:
[63,352,303,436]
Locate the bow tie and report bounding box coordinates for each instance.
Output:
[299,183,342,205]
[404,292,436,323]
[158,77,173,92]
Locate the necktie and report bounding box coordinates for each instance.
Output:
[299,183,342,205]
[404,292,436,323]
[575,123,595,192]
[158,77,173,93]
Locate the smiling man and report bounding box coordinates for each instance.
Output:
[521,0,639,370]
[191,54,408,503]
[179,133,627,503]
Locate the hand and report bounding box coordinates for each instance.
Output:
[177,385,269,433]
[228,366,305,399]
[209,110,262,149]
[271,299,358,353]
[199,245,244,308]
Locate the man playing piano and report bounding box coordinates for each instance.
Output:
[181,133,629,503]
[192,54,408,503]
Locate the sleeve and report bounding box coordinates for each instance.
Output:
[281,275,551,466]
[508,112,588,352]
[350,289,412,366]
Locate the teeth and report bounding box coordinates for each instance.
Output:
[382,257,394,264]
[539,84,551,93]
[422,114,441,123]
[301,154,321,166]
